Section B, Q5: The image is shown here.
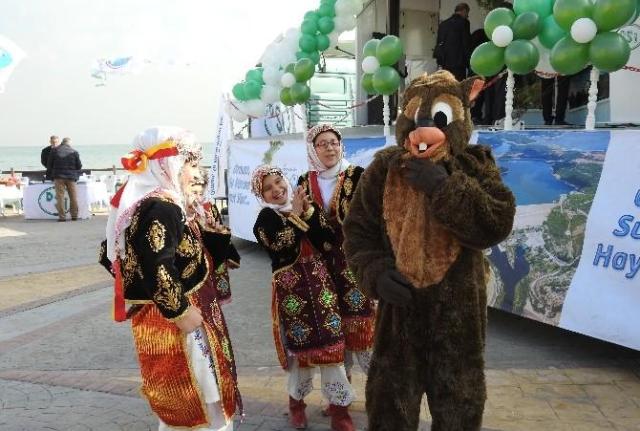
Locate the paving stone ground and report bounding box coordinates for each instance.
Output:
[1,215,640,431]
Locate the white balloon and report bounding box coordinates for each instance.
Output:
[492,25,513,48]
[571,18,598,44]
[335,0,352,16]
[285,28,301,42]
[227,100,248,122]
[261,85,281,104]
[362,56,380,74]
[263,67,283,86]
[531,37,557,77]
[348,0,361,14]
[281,72,296,88]
[334,14,357,32]
[328,31,340,48]
[245,99,266,118]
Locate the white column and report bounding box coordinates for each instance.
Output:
[504,69,514,131]
[585,67,599,131]
[300,107,308,142]
[383,94,391,137]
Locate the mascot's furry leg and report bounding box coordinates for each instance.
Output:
[422,256,488,431]
[366,304,425,430]
[367,255,487,431]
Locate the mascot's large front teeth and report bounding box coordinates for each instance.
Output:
[418,143,428,152]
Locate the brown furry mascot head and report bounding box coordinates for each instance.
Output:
[395,71,485,161]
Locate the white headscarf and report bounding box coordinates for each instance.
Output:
[306,123,351,179]
[250,165,293,213]
[105,126,201,261]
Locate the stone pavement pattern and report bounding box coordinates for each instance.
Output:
[1,215,640,430]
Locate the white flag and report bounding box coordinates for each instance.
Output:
[0,35,26,94]
[208,96,232,199]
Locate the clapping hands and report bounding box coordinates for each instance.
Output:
[291,186,312,217]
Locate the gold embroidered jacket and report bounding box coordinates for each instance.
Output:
[99,198,209,321]
[253,202,335,272]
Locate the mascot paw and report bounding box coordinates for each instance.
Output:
[402,158,449,196]
[454,147,492,176]
[376,269,414,306]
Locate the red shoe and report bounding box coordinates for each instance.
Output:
[329,404,355,431]
[289,396,308,429]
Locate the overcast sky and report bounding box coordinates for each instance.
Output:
[0,0,317,147]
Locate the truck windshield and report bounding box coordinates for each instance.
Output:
[310,76,346,94]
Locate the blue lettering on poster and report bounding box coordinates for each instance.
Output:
[593,190,640,279]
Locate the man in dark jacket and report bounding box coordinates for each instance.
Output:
[40,135,59,180]
[434,3,471,81]
[47,137,82,221]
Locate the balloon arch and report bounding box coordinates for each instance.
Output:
[471,0,637,130]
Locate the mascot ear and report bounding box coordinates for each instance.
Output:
[462,77,485,103]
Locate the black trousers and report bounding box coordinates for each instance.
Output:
[482,75,507,125]
[541,76,570,123]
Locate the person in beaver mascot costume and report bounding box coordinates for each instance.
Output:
[342,70,516,431]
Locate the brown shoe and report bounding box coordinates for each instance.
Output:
[57,219,66,222]
[329,404,355,431]
[289,396,308,429]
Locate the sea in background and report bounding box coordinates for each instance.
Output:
[1,144,215,172]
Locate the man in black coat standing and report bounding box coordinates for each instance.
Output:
[434,3,471,81]
[41,135,59,180]
[47,137,83,221]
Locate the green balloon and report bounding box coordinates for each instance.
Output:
[553,0,594,31]
[539,15,567,49]
[317,16,335,34]
[593,0,636,32]
[318,3,336,18]
[363,39,380,57]
[294,58,315,82]
[372,66,401,95]
[232,83,247,101]
[484,8,516,39]
[285,63,296,74]
[280,88,295,106]
[512,12,542,39]
[245,68,264,85]
[550,36,590,75]
[301,19,318,35]
[514,0,553,19]
[470,42,505,76]
[299,34,318,52]
[290,82,311,103]
[304,11,319,23]
[316,34,331,51]
[628,0,640,25]
[362,73,376,94]
[244,80,262,100]
[297,51,321,64]
[590,32,631,72]
[376,35,403,66]
[505,39,540,74]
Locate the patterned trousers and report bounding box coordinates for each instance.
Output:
[287,358,355,406]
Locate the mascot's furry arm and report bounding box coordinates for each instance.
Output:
[428,145,516,250]
[343,146,402,299]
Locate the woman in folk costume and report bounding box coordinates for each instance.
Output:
[297,124,375,381]
[190,168,240,305]
[251,165,356,431]
[99,127,241,431]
